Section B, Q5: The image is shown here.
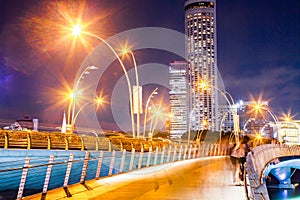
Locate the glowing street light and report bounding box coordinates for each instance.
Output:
[148,104,166,140]
[69,65,98,134]
[69,24,136,138]
[252,103,279,124]
[143,88,158,138]
[192,80,239,144]
[253,132,263,147]
[72,24,82,38]
[251,102,281,142]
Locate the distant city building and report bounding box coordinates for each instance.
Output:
[218,104,235,132]
[277,120,300,145]
[185,0,219,131]
[169,61,189,138]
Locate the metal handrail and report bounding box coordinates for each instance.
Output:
[0,142,230,199]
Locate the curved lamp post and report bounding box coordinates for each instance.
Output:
[198,81,239,144]
[143,88,158,138]
[122,49,141,138]
[253,104,280,142]
[70,65,98,133]
[70,25,136,138]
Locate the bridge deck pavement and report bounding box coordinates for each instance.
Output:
[24,156,246,200]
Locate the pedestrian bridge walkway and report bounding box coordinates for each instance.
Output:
[24,157,246,200]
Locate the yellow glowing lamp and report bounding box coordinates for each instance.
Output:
[69,92,75,99]
[121,48,130,55]
[72,24,82,38]
[95,97,103,105]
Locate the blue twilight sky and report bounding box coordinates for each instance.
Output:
[0,0,299,129]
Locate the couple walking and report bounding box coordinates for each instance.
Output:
[230,136,250,186]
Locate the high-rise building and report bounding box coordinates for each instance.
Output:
[185,0,218,131]
[218,104,235,132]
[169,61,189,138]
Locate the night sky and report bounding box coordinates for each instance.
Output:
[0,0,299,129]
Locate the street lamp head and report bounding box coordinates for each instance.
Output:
[255,133,262,140]
[199,81,208,89]
[95,97,103,105]
[72,24,82,38]
[121,48,130,55]
[280,110,296,122]
[255,104,262,110]
[69,92,75,100]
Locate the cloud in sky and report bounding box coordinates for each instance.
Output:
[224,65,300,114]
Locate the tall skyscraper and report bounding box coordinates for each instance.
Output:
[169,61,188,138]
[185,0,219,131]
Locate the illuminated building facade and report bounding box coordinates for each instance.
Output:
[185,0,219,131]
[278,120,300,145]
[169,61,188,138]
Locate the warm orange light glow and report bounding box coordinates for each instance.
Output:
[149,104,168,122]
[255,104,262,110]
[72,24,82,38]
[255,134,262,140]
[199,81,208,89]
[248,92,271,117]
[280,110,297,122]
[69,92,75,99]
[121,48,130,55]
[167,113,174,119]
[95,97,103,105]
[253,132,263,147]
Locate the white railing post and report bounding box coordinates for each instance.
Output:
[188,145,192,159]
[160,146,166,164]
[183,145,187,160]
[154,147,159,165]
[80,151,90,184]
[129,148,135,171]
[172,145,177,161]
[63,154,73,197]
[16,157,30,200]
[202,144,208,157]
[210,144,213,156]
[119,149,126,173]
[138,149,144,169]
[213,144,217,156]
[95,151,104,179]
[108,150,116,176]
[178,145,182,161]
[42,155,54,198]
[146,148,152,167]
[167,145,171,163]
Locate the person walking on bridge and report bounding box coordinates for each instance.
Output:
[230,136,250,186]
